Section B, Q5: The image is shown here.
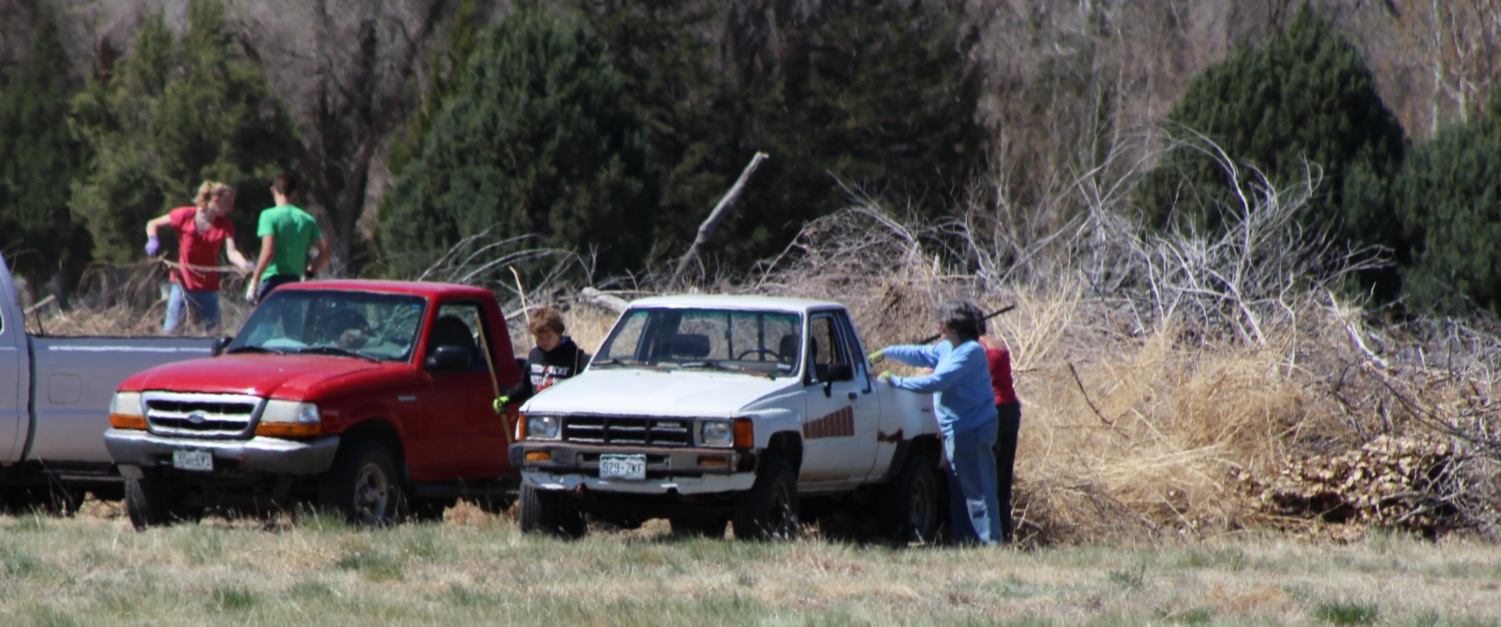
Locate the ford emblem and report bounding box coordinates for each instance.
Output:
[187,411,208,425]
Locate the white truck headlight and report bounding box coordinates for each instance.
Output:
[700,420,734,447]
[527,415,561,440]
[256,400,321,437]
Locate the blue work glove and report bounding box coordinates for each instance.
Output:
[868,349,885,364]
[493,396,510,413]
[878,371,893,384]
[144,236,160,256]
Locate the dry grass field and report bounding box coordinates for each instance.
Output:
[1,503,1499,626]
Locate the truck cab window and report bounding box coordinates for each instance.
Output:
[808,314,850,383]
[230,290,424,361]
[430,303,486,370]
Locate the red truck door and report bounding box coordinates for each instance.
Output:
[406,302,512,481]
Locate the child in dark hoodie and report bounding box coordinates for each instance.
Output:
[499,307,589,408]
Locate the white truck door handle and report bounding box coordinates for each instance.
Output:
[847,392,857,400]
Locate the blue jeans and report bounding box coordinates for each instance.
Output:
[164,283,221,333]
[944,419,1002,545]
[257,274,301,302]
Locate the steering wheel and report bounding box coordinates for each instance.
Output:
[735,348,782,361]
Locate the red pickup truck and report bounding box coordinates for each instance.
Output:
[103,280,522,528]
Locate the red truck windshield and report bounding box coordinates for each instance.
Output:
[228,290,427,362]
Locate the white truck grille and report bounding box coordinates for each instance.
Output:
[142,392,264,439]
[564,416,692,447]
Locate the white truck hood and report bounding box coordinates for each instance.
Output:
[519,368,794,418]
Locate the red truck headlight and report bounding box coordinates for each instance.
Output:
[108,392,146,430]
[256,400,322,438]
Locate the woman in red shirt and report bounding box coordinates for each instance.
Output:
[143,181,253,333]
[978,326,1020,543]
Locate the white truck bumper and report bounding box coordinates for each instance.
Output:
[522,470,755,495]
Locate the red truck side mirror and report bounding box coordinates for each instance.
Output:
[426,345,472,371]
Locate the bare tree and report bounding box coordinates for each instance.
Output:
[228,0,482,275]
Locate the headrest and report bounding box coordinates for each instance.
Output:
[778,334,799,362]
[672,333,710,359]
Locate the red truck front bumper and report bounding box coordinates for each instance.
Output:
[105,429,341,476]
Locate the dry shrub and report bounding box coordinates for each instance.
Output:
[993,283,1318,543]
[26,262,256,337]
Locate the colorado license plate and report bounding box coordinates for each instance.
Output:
[172,449,213,472]
[599,454,646,480]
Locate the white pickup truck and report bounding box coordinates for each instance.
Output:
[0,253,214,511]
[510,295,945,542]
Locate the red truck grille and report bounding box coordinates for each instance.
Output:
[563,416,692,447]
[142,392,263,439]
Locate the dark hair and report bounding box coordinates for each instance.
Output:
[937,299,983,342]
[528,307,566,336]
[271,171,299,196]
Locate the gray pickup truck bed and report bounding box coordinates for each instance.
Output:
[1,254,214,501]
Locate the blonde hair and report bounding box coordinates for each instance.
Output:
[192,181,234,209]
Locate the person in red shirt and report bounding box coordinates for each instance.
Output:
[143,181,253,334]
[978,325,1020,543]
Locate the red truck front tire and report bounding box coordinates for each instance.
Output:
[318,440,402,526]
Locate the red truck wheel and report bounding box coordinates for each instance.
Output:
[732,458,799,540]
[125,470,199,529]
[318,440,402,527]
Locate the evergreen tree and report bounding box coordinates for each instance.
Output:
[68,0,300,266]
[374,3,653,280]
[387,0,486,178]
[572,0,734,267]
[721,0,986,268]
[575,0,986,274]
[1393,99,1501,316]
[1134,7,1406,293]
[0,12,90,290]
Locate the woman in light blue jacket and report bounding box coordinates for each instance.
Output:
[872,300,1002,545]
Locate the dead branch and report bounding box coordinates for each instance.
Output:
[671,152,769,288]
[579,287,629,314]
[1067,362,1119,432]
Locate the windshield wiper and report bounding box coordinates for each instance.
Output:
[592,358,664,371]
[678,360,771,379]
[296,346,380,362]
[225,345,283,356]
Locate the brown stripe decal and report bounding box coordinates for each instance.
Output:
[803,406,855,439]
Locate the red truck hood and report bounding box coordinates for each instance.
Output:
[122,354,386,399]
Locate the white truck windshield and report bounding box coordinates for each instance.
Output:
[595,308,802,377]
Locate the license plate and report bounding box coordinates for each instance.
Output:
[172,449,213,472]
[599,454,646,480]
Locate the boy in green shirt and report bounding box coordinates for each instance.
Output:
[248,172,330,303]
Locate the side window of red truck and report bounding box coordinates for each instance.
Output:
[430,302,488,371]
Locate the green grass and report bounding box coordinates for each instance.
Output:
[1314,599,1379,625]
[0,510,1498,625]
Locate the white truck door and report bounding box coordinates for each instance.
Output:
[797,311,878,484]
[0,264,27,464]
